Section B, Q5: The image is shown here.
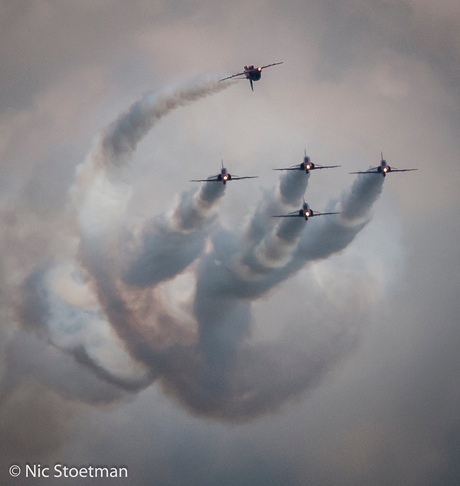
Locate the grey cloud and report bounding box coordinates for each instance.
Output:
[1,0,460,484]
[0,380,78,485]
[0,329,127,406]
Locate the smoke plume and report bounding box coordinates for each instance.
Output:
[3,75,385,422]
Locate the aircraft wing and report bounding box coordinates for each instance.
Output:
[314,164,341,170]
[273,165,302,171]
[190,175,220,182]
[219,72,246,81]
[349,167,379,174]
[309,212,340,217]
[272,210,301,218]
[260,62,284,70]
[230,176,259,181]
[390,168,418,173]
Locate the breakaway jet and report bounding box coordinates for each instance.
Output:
[350,153,417,177]
[274,150,340,174]
[273,200,339,221]
[220,62,283,91]
[190,161,258,186]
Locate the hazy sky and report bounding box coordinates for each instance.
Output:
[1,0,460,484]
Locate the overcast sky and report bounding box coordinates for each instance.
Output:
[1,0,460,484]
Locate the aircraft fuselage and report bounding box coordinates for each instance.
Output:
[219,168,230,185]
[301,157,314,173]
[301,203,313,220]
[245,66,262,81]
[378,160,390,177]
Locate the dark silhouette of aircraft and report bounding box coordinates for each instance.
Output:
[350,153,417,177]
[274,150,340,174]
[272,200,339,221]
[190,161,258,185]
[220,62,283,90]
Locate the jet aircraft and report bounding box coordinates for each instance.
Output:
[272,200,339,221]
[350,153,417,177]
[220,62,283,91]
[190,161,258,185]
[274,150,340,174]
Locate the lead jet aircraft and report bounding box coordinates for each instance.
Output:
[350,153,417,177]
[220,62,283,91]
[190,161,258,186]
[274,150,340,174]
[272,200,339,221]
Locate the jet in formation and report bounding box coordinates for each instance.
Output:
[220,62,283,91]
[350,153,417,177]
[190,161,258,185]
[273,200,339,221]
[274,150,340,174]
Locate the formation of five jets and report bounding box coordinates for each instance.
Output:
[190,62,417,220]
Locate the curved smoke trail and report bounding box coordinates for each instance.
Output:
[14,75,386,421]
[17,76,234,397]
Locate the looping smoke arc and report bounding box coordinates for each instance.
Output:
[15,75,383,421]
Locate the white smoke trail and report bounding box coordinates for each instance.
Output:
[70,75,234,239]
[12,76,234,399]
[253,217,305,269]
[123,181,225,287]
[175,173,384,412]
[238,170,310,274]
[13,73,388,421]
[68,77,234,387]
[69,164,384,416]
